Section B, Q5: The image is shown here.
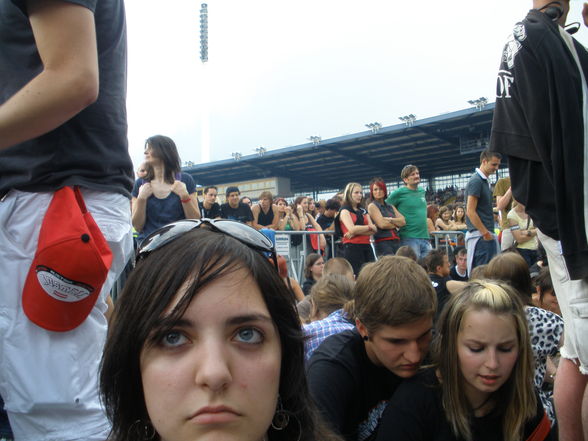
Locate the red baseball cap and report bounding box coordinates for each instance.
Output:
[23,187,113,332]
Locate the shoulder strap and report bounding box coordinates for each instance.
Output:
[525,411,550,441]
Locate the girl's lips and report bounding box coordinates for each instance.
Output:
[190,405,241,424]
[479,375,499,385]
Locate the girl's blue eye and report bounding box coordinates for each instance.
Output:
[161,331,188,347]
[235,328,263,344]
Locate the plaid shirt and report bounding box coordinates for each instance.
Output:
[303,309,354,360]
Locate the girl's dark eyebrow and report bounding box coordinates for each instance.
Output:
[152,314,272,330]
[227,314,273,326]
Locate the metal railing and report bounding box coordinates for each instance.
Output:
[272,230,337,282]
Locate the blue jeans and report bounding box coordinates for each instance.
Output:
[400,238,432,260]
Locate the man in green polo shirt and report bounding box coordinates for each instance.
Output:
[386,165,431,259]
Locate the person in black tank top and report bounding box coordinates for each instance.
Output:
[252,190,280,230]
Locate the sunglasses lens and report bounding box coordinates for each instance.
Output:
[138,219,201,257]
[213,219,274,251]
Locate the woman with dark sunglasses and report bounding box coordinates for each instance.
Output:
[100,220,342,441]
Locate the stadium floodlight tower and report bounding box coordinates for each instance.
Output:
[200,4,208,62]
[308,136,321,146]
[365,122,382,133]
[200,3,211,164]
[467,97,488,111]
[398,114,416,127]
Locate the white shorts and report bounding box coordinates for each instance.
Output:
[0,189,133,441]
[537,230,588,375]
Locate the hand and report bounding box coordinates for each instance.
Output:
[369,224,377,233]
[482,231,493,241]
[285,206,292,216]
[583,3,588,27]
[296,205,304,216]
[170,180,189,199]
[344,232,354,239]
[137,182,153,200]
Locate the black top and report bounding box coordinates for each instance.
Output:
[199,201,221,219]
[489,10,588,279]
[257,206,275,226]
[220,202,253,224]
[302,278,316,296]
[375,368,552,441]
[429,274,451,321]
[317,213,336,230]
[0,0,133,197]
[449,265,468,282]
[307,329,402,441]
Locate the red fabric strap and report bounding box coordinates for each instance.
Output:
[526,411,550,441]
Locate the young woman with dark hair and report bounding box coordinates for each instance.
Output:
[291,195,325,254]
[100,220,342,441]
[275,198,300,232]
[302,253,324,296]
[367,177,405,257]
[337,182,377,276]
[132,135,200,245]
[376,280,553,441]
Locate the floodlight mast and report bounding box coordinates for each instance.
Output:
[398,114,416,127]
[200,4,208,63]
[308,136,321,146]
[199,3,210,164]
[365,122,382,133]
[467,97,488,111]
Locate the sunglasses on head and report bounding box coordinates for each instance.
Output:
[137,219,277,268]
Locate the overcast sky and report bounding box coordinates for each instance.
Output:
[124,0,588,171]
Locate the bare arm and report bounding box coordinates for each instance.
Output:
[435,218,450,231]
[508,218,536,244]
[306,214,327,248]
[131,183,153,232]
[427,218,437,234]
[0,1,99,150]
[171,181,200,220]
[368,202,401,230]
[181,193,201,220]
[251,205,263,230]
[269,205,281,230]
[466,195,492,240]
[496,186,512,211]
[340,210,375,237]
[390,205,406,227]
[289,277,305,302]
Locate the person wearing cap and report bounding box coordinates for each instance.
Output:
[490,2,588,439]
[0,1,133,440]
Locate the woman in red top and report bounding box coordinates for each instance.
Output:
[337,182,377,276]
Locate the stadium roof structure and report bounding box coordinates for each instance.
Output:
[184,102,496,194]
